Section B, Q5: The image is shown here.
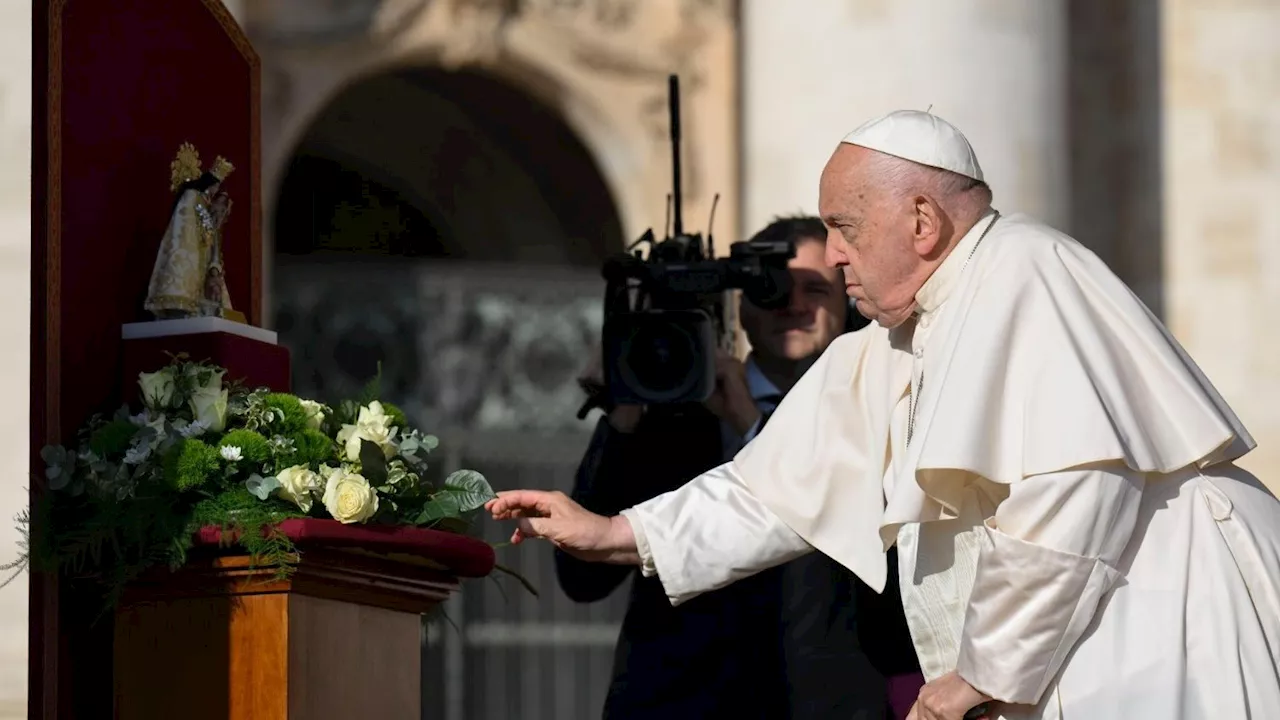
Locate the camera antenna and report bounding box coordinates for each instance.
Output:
[668,74,684,239]
[706,193,720,259]
[664,193,673,240]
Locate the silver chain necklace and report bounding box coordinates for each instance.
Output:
[906,211,1001,446]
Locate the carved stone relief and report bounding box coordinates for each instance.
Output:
[244,0,739,253]
[273,260,603,439]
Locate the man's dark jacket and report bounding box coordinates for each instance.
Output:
[556,405,918,719]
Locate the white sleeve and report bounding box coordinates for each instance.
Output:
[956,464,1144,704]
[619,461,813,606]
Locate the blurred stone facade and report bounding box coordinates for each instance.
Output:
[1160,0,1280,484]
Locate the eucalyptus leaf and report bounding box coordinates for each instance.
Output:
[40,445,67,465]
[441,469,495,512]
[134,426,158,445]
[245,474,282,501]
[420,435,440,453]
[359,439,388,484]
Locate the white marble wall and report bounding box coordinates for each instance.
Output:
[1162,0,1280,489]
[0,2,30,716]
[740,0,1068,234]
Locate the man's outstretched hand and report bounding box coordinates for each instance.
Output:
[485,490,642,565]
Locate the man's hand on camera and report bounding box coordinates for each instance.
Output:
[704,349,761,437]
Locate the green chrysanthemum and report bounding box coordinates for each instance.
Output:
[263,393,309,433]
[218,429,271,464]
[163,439,220,491]
[287,428,335,468]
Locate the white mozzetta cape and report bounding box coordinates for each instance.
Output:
[737,213,1254,585]
[625,214,1280,718]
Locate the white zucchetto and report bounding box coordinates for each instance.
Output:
[841,110,984,183]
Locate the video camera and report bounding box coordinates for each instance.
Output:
[580,75,796,415]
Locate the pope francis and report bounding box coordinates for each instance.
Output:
[487,111,1280,720]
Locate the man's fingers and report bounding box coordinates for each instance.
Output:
[511,526,540,545]
[488,489,557,518]
[515,517,553,541]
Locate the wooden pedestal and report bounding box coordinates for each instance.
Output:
[113,549,460,720]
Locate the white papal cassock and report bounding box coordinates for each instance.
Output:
[620,211,1280,719]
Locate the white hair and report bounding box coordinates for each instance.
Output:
[867,152,992,214]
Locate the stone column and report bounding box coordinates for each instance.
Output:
[1064,0,1163,314]
[0,1,29,715]
[1161,0,1280,489]
[740,0,1068,234]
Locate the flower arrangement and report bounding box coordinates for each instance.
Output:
[5,355,500,607]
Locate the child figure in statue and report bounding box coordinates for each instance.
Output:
[144,142,238,320]
[200,193,234,317]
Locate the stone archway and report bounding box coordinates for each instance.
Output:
[273,65,624,266]
[243,0,740,314]
[270,65,623,427]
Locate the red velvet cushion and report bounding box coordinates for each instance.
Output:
[194,518,496,578]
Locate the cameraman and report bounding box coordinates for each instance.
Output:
[557,216,919,719]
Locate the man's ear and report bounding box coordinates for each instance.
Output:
[912,195,946,258]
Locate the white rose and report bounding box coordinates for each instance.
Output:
[357,401,393,430]
[275,464,323,513]
[343,422,399,462]
[138,369,176,410]
[189,387,229,432]
[321,468,379,524]
[299,399,326,430]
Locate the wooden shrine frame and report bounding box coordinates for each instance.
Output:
[30,1,263,716]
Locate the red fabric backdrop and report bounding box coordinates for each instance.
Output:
[48,0,261,442]
[32,2,261,717]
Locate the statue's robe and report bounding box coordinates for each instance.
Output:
[145,189,223,317]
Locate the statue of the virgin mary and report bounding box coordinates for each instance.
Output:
[144,142,240,321]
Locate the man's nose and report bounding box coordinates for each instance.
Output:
[782,285,811,315]
[824,232,845,268]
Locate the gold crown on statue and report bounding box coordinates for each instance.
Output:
[210,155,235,182]
[169,141,202,192]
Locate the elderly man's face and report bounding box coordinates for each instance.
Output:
[818,144,923,329]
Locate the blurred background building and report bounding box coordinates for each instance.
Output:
[1,0,1278,717]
